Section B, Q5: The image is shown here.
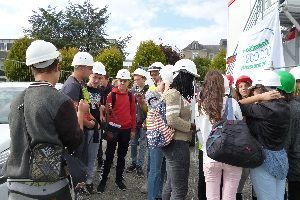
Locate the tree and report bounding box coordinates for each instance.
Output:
[113,35,132,59]
[193,57,211,81]
[24,0,109,55]
[4,37,34,81]
[59,47,78,82]
[159,44,180,65]
[24,6,66,49]
[209,48,227,73]
[95,46,123,78]
[132,40,167,72]
[64,0,109,55]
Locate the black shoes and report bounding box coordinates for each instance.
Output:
[136,166,144,177]
[115,180,127,191]
[97,180,106,193]
[126,163,136,173]
[85,183,95,194]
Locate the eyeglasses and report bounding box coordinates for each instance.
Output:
[86,66,93,70]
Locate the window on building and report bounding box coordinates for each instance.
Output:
[0,43,4,51]
[194,43,197,50]
[6,43,12,50]
[192,52,199,59]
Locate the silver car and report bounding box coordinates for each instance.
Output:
[0,82,62,199]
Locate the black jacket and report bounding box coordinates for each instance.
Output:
[286,98,300,181]
[99,83,113,106]
[240,99,290,151]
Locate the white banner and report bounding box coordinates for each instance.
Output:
[232,9,285,78]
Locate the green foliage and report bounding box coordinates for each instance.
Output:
[113,35,132,59]
[95,46,123,78]
[59,47,78,72]
[64,0,109,55]
[24,6,65,49]
[132,40,167,72]
[209,48,226,73]
[59,47,78,82]
[159,44,180,65]
[193,57,211,81]
[4,37,34,81]
[24,0,109,55]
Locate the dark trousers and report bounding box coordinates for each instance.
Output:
[198,150,206,200]
[162,140,190,200]
[97,137,103,166]
[102,129,131,182]
[288,181,300,200]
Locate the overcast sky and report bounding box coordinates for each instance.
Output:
[0,0,228,59]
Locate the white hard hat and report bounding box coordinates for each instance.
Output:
[147,62,164,72]
[72,52,94,67]
[26,40,61,68]
[132,68,147,79]
[250,70,281,88]
[116,69,131,79]
[173,59,199,77]
[289,66,300,80]
[160,65,174,84]
[92,62,106,75]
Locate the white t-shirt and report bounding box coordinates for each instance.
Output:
[196,96,243,164]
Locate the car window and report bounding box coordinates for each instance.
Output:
[0,88,24,124]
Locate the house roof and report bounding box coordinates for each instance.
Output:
[182,41,221,53]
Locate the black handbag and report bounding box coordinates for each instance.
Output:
[63,153,87,185]
[206,98,265,168]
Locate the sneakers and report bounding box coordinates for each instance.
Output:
[85,183,95,194]
[140,182,147,194]
[115,180,127,191]
[136,166,144,177]
[97,180,106,193]
[126,164,136,173]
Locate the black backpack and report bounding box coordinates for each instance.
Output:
[206,98,265,168]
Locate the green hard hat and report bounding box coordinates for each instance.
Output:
[277,71,296,93]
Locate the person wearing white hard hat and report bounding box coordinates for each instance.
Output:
[61,51,94,106]
[148,62,164,85]
[198,70,243,200]
[161,59,198,199]
[5,40,86,199]
[126,68,149,177]
[81,62,107,194]
[238,70,292,200]
[145,64,173,200]
[92,61,112,171]
[97,69,136,193]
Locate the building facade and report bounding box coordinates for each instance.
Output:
[181,40,226,60]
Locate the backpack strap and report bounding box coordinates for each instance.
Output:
[112,92,116,109]
[111,91,132,109]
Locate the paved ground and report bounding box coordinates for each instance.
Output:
[78,141,253,200]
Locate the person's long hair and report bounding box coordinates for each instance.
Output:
[200,70,224,124]
[170,71,195,101]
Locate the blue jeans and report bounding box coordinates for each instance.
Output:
[250,165,286,200]
[85,130,100,184]
[147,147,166,200]
[130,128,147,167]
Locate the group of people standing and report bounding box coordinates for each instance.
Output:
[3,39,300,200]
